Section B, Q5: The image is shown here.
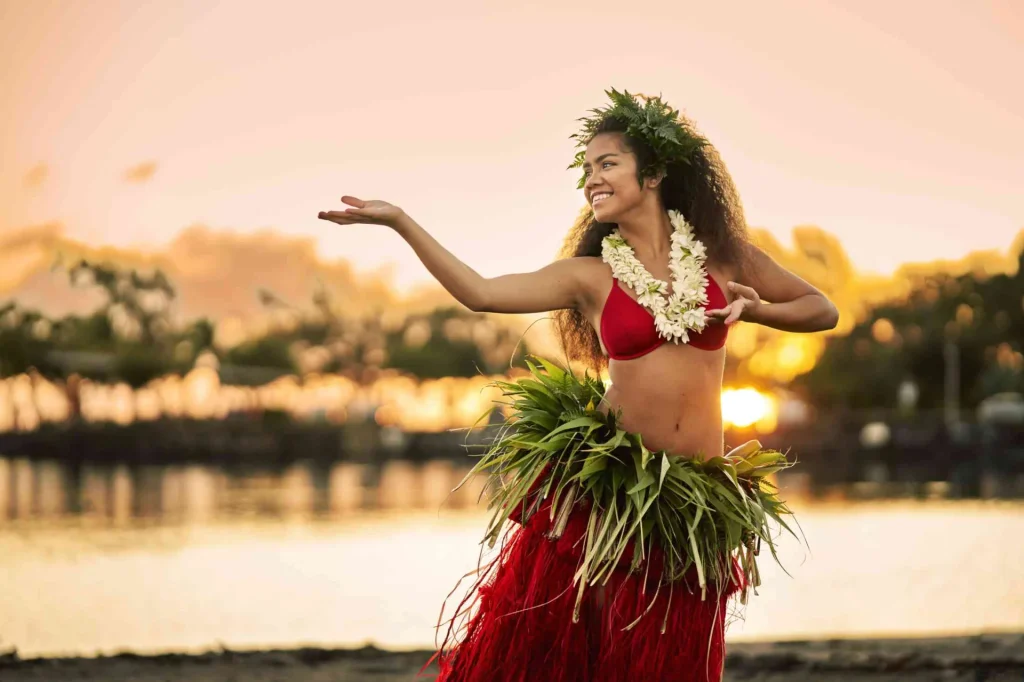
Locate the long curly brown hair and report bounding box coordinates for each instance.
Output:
[553,112,754,372]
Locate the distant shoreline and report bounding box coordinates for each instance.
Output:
[3,633,1023,682]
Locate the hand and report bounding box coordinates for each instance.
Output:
[318,196,405,230]
[704,281,761,326]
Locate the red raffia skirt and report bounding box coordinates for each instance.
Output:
[421,475,748,682]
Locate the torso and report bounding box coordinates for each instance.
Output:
[576,256,739,460]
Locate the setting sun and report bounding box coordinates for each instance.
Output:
[722,387,777,431]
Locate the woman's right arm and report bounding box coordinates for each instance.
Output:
[318,196,589,315]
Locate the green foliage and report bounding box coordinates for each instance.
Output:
[56,313,116,348]
[0,261,531,383]
[798,254,1024,409]
[223,335,296,372]
[0,260,212,382]
[68,260,175,345]
[385,341,481,379]
[567,88,708,189]
[382,307,531,379]
[187,318,216,351]
[114,343,177,387]
[456,356,800,625]
[0,309,51,377]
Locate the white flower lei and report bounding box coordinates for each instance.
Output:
[601,209,711,344]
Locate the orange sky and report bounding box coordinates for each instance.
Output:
[1,0,1022,292]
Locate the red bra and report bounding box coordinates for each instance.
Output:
[599,275,729,360]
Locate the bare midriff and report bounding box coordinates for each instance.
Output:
[591,344,725,608]
[597,342,726,461]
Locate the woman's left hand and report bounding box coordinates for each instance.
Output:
[705,282,761,326]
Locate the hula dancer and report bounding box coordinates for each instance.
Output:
[318,88,839,682]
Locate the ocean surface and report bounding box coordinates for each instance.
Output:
[1,456,1022,658]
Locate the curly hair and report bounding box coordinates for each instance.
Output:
[553,112,754,372]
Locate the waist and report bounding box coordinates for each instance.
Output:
[600,383,724,459]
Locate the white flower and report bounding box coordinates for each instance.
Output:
[682,307,706,329]
[602,210,712,345]
[638,291,661,308]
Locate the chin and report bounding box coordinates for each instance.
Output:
[592,204,618,222]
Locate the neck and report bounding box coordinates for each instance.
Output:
[616,204,673,260]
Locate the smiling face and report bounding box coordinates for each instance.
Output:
[582,132,661,222]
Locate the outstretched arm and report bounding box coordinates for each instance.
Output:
[392,213,586,314]
[319,196,586,314]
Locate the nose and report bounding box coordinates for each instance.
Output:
[584,173,605,195]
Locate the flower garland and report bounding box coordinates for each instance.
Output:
[601,209,711,343]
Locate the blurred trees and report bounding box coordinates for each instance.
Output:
[383,307,529,378]
[4,244,1022,409]
[0,305,56,376]
[0,261,530,385]
[0,261,216,385]
[797,250,1024,409]
[242,284,530,380]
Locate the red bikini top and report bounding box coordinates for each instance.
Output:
[600,275,729,360]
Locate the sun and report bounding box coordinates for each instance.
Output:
[721,387,777,431]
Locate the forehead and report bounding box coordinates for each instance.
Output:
[584,133,629,162]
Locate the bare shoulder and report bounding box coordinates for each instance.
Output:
[571,255,609,278]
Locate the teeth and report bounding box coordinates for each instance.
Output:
[593,193,612,204]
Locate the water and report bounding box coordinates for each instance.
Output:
[1,457,1022,658]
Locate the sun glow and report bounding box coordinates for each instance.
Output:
[721,387,777,432]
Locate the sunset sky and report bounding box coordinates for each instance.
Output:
[1,0,1021,291]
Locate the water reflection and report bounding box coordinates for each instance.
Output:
[0,456,488,524]
[1,454,1023,658]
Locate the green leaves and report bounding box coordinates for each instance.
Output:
[568,88,710,189]
[454,354,801,617]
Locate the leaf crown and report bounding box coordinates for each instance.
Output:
[567,88,708,190]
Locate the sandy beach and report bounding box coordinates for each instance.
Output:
[3,633,1022,682]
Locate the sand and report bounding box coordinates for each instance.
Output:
[2,633,1022,681]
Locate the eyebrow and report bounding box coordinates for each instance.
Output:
[582,153,618,168]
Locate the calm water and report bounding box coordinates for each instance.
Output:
[1,457,1023,658]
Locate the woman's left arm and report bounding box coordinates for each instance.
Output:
[705,243,839,333]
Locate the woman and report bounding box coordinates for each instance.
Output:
[319,89,838,682]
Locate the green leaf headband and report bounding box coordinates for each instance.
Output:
[568,88,708,190]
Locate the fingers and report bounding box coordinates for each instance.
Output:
[704,307,730,325]
[318,210,360,224]
[321,209,371,218]
[727,281,759,300]
[706,303,744,325]
[724,305,743,325]
[340,195,365,208]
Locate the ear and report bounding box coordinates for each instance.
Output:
[646,171,666,189]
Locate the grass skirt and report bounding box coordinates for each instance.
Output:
[420,358,799,682]
[424,476,748,682]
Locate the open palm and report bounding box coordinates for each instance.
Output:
[318,196,404,228]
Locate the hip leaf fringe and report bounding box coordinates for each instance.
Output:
[453,356,802,623]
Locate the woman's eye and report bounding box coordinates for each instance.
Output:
[584,162,614,175]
